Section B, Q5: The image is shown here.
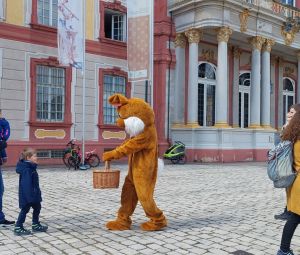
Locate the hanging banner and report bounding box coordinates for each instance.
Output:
[127,0,152,82]
[57,0,84,69]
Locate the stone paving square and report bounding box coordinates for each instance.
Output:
[0,162,299,254]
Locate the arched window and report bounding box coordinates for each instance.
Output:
[198,62,216,126]
[282,77,295,125]
[239,72,251,128]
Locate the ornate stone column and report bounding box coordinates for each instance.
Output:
[185,28,202,127]
[278,57,284,128]
[173,33,186,126]
[232,47,241,128]
[249,36,265,128]
[215,27,232,128]
[297,52,300,103]
[261,39,275,129]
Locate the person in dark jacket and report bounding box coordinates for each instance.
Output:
[0,109,10,164]
[14,148,48,236]
[0,139,15,226]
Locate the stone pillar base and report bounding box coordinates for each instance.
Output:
[186,122,200,128]
[214,122,231,128]
[172,123,186,128]
[261,125,275,130]
[249,124,262,129]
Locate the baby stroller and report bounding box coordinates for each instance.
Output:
[163,141,186,164]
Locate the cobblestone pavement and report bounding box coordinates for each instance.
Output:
[0,162,299,255]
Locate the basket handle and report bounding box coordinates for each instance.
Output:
[105,161,111,172]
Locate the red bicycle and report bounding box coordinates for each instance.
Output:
[62,140,100,170]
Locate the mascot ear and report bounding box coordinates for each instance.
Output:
[109,94,129,107]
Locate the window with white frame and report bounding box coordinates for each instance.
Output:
[238,72,251,128]
[37,0,58,27]
[104,9,126,41]
[103,75,126,124]
[282,77,295,125]
[36,65,65,122]
[198,62,216,127]
[0,0,5,20]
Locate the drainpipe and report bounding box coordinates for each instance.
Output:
[167,11,173,145]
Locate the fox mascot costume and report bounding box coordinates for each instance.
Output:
[102,94,167,231]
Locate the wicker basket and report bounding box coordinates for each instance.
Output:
[93,161,120,189]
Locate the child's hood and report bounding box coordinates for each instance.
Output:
[16,160,37,174]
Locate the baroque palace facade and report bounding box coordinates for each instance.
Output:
[169,0,300,162]
[1,0,300,165]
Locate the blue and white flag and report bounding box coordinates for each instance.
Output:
[57,0,84,69]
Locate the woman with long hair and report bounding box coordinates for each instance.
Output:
[277,111,300,255]
[275,104,300,221]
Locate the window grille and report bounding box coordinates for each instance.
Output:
[103,75,126,124]
[37,149,65,159]
[36,65,65,122]
[37,0,58,27]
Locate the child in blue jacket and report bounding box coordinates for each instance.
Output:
[14,148,48,236]
[0,109,10,164]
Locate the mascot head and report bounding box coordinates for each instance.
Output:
[109,94,155,137]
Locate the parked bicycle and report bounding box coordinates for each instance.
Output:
[62,139,100,170]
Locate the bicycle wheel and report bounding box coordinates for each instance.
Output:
[86,154,100,168]
[62,152,71,168]
[68,156,80,170]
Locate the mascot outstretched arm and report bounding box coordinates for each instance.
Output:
[102,93,167,231]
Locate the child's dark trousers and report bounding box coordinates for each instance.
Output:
[16,202,41,227]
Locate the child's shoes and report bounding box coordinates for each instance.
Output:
[32,222,48,232]
[14,226,32,236]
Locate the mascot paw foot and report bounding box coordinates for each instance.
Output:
[140,219,167,231]
[106,220,131,231]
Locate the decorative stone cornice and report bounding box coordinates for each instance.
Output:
[174,33,186,48]
[217,27,232,43]
[239,9,250,33]
[185,29,202,44]
[248,36,265,51]
[262,39,275,52]
[233,47,242,59]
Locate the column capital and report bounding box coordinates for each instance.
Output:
[174,33,187,48]
[185,29,202,44]
[262,39,275,52]
[233,46,242,59]
[248,36,265,51]
[217,27,232,43]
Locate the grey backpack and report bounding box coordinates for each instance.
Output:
[267,140,296,188]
